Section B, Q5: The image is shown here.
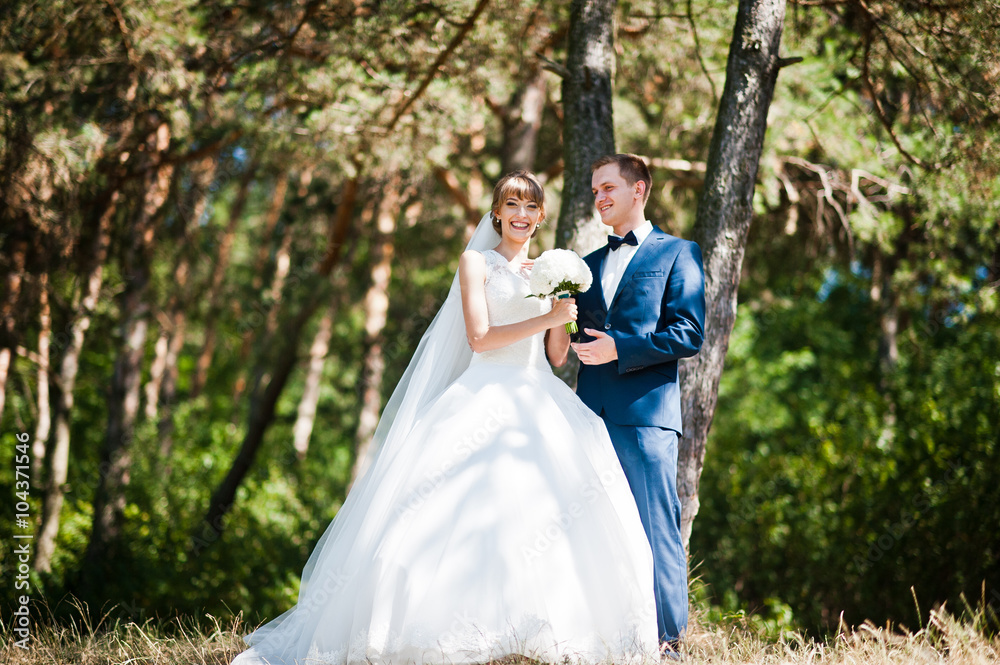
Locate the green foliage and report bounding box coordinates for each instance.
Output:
[691,257,1000,632]
[1,0,998,638]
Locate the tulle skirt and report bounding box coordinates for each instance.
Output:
[231,361,658,665]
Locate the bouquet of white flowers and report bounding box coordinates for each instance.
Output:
[527,248,593,334]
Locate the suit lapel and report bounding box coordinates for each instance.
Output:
[609,227,665,311]
[587,248,609,312]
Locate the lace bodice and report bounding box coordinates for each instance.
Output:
[470,249,552,371]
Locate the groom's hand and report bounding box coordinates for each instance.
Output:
[571,329,618,365]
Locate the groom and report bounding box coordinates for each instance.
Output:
[571,154,706,651]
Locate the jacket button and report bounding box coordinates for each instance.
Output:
[604,323,611,330]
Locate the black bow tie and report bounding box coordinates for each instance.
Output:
[608,231,638,251]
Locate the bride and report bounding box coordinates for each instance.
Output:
[230,171,659,665]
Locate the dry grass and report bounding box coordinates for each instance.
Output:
[1,599,998,664]
[680,602,1000,664]
[0,598,245,665]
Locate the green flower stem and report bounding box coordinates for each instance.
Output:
[557,292,578,334]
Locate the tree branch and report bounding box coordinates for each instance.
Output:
[536,52,569,78]
[686,0,718,105]
[319,171,361,276]
[643,156,709,173]
[103,0,137,68]
[860,36,933,169]
[385,0,491,132]
[778,55,804,67]
[433,166,480,226]
[783,155,853,256]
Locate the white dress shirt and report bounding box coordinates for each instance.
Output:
[602,221,654,310]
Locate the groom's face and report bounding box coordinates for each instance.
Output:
[592,164,639,230]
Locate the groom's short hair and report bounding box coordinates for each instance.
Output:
[591,154,652,204]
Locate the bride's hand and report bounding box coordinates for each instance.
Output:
[547,297,577,328]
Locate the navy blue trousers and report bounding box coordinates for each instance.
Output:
[602,417,688,643]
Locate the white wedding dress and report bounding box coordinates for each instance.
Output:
[231,248,658,665]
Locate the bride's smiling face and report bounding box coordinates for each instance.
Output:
[496,196,543,241]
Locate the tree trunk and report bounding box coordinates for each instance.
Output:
[154,157,215,451]
[292,304,334,461]
[434,167,482,228]
[197,296,325,552]
[252,176,289,291]
[555,0,617,256]
[192,163,257,397]
[232,174,290,402]
[198,173,359,545]
[151,254,192,464]
[32,273,51,482]
[554,0,617,388]
[144,325,170,422]
[35,192,117,573]
[0,348,12,425]
[0,238,28,423]
[263,230,295,343]
[870,249,900,376]
[156,303,188,461]
[870,246,900,449]
[677,0,791,549]
[83,123,174,577]
[500,70,547,173]
[143,255,190,424]
[230,217,294,408]
[350,176,401,484]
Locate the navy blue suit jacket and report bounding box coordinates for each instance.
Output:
[574,226,706,433]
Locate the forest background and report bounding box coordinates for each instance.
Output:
[1,0,998,641]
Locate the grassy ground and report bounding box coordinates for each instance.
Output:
[2,600,998,664]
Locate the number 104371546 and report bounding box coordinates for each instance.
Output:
[14,432,31,521]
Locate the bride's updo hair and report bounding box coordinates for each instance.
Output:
[490,170,545,237]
